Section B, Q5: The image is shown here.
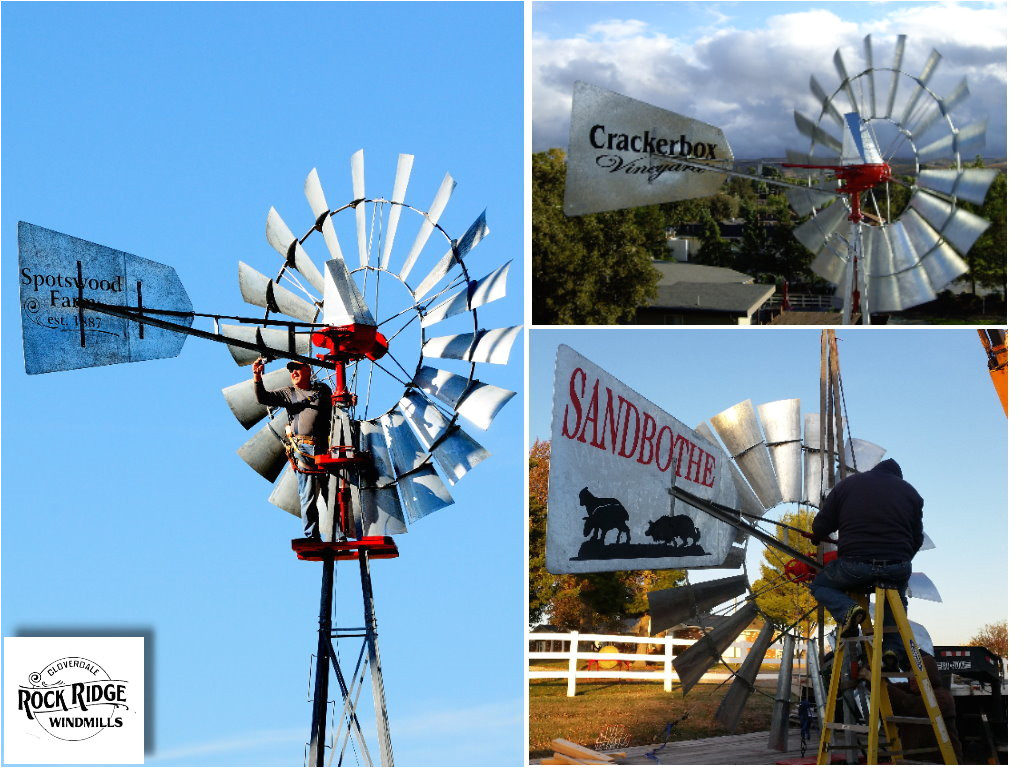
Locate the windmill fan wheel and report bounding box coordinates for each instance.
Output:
[649,396,940,732]
[219,150,521,534]
[785,34,997,313]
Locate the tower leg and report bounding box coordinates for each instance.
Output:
[309,557,336,767]
[360,550,394,766]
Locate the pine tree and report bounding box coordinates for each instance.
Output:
[532,149,662,324]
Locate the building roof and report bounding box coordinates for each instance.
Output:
[648,281,776,314]
[652,261,756,285]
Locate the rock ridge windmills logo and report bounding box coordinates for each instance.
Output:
[16,656,131,741]
[4,636,144,764]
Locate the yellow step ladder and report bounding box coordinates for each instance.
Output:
[817,586,957,765]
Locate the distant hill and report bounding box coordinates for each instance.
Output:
[733,157,1007,175]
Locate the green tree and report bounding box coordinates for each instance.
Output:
[532,149,662,324]
[707,191,740,221]
[767,206,816,283]
[967,620,1007,658]
[633,205,671,260]
[660,198,706,230]
[736,201,770,275]
[961,158,1006,297]
[749,508,824,640]
[528,440,686,631]
[694,207,734,267]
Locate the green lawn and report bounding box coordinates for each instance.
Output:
[529,677,777,758]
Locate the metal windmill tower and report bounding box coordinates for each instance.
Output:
[646,331,942,750]
[17,150,521,766]
[563,34,999,323]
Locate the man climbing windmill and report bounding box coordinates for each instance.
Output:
[808,458,925,670]
[253,358,333,541]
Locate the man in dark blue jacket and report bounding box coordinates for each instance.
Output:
[809,458,924,669]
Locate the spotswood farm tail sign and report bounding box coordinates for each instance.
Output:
[546,346,740,574]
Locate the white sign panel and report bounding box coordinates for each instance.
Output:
[546,345,739,574]
[564,81,734,216]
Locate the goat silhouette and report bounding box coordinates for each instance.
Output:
[578,487,631,545]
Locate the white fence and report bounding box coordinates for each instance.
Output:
[529,631,805,697]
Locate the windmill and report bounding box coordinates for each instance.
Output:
[562,34,1000,323]
[16,150,521,766]
[645,332,942,750]
[785,34,997,323]
[544,336,944,753]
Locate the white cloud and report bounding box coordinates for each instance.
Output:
[143,700,524,766]
[391,699,525,766]
[585,19,651,40]
[533,2,1006,158]
[147,727,306,762]
[393,698,523,736]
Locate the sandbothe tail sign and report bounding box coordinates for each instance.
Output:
[546,345,741,574]
[563,81,735,216]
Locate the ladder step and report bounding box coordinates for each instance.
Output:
[836,670,915,681]
[885,715,935,725]
[823,744,874,751]
[823,722,871,733]
[890,747,956,756]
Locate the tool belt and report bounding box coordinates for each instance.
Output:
[284,427,325,475]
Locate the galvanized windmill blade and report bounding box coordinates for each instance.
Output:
[785,34,996,314]
[220,150,520,533]
[650,395,942,744]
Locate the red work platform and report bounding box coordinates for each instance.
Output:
[291,536,399,562]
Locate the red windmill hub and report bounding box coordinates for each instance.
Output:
[781,161,892,223]
[311,323,389,407]
[782,160,892,315]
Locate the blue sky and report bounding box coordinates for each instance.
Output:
[529,329,1008,647]
[533,1,1007,158]
[3,3,524,766]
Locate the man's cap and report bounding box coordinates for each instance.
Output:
[286,361,311,372]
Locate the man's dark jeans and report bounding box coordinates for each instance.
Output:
[809,557,912,657]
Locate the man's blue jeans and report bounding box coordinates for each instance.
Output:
[295,443,322,539]
[809,557,912,656]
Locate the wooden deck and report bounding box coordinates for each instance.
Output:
[768,311,853,325]
[532,728,816,765]
[615,728,812,764]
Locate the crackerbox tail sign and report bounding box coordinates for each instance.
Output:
[546,345,740,574]
[564,81,735,216]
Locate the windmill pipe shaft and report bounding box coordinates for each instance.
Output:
[649,154,843,196]
[77,299,333,370]
[667,486,821,569]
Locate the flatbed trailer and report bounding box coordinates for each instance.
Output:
[934,645,1007,764]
